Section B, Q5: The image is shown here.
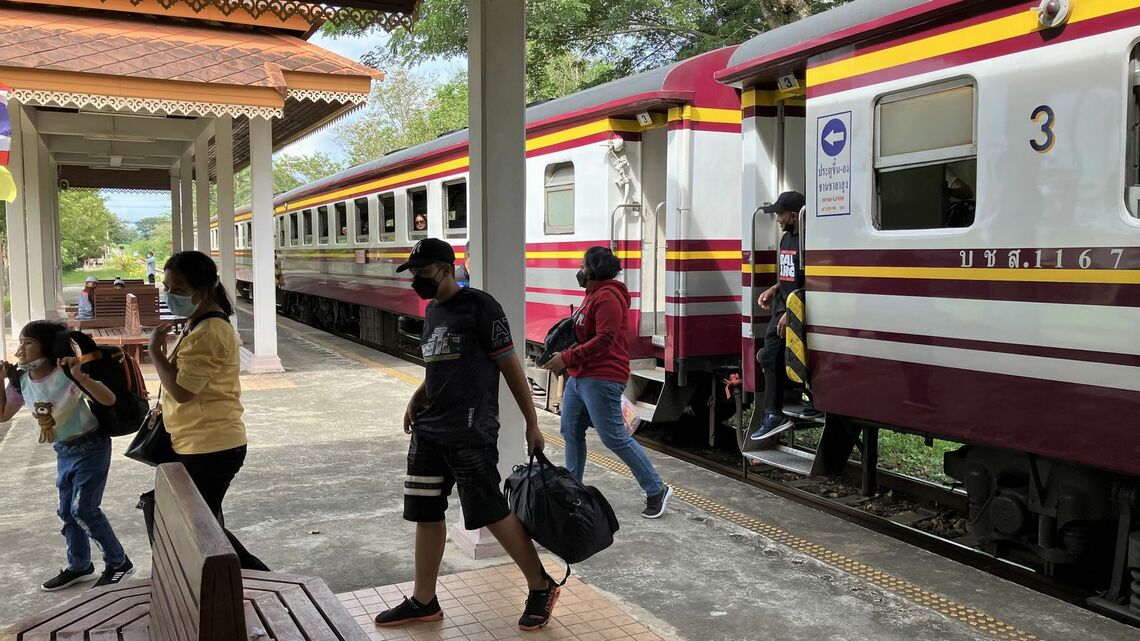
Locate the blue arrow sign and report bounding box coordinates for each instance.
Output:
[820,118,847,157]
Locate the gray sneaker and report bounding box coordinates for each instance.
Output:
[642,486,673,519]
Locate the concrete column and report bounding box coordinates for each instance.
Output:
[215,116,237,327]
[451,0,526,559]
[245,116,281,373]
[179,149,193,251]
[5,100,30,338]
[170,167,182,253]
[21,108,47,321]
[195,125,212,254]
[37,135,57,320]
[47,159,64,316]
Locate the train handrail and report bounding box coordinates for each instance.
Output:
[748,204,775,336]
[609,202,643,252]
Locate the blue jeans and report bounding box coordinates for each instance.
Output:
[54,433,127,571]
[560,377,664,497]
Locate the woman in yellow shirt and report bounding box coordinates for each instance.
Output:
[148,250,267,570]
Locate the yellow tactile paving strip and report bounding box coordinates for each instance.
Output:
[299,328,1045,641]
[336,562,663,641]
[544,433,1041,641]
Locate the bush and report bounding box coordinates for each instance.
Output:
[107,253,146,280]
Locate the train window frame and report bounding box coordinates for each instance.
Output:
[301,209,313,245]
[443,179,467,239]
[289,212,299,247]
[407,186,428,241]
[544,162,575,235]
[380,192,396,242]
[317,205,330,245]
[1125,45,1140,220]
[277,216,286,248]
[334,202,349,245]
[245,222,252,248]
[873,78,978,232]
[354,197,371,244]
[232,225,240,250]
[211,228,218,252]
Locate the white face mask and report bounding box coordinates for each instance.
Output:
[17,357,48,372]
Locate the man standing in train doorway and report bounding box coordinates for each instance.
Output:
[750,191,817,442]
[375,238,562,632]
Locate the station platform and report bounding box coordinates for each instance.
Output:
[0,309,1135,640]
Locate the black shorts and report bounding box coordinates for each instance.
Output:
[403,432,510,530]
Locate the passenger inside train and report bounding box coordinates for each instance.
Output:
[750,191,816,443]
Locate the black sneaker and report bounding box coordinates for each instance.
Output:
[518,573,561,631]
[94,559,135,588]
[42,565,96,591]
[749,413,793,441]
[374,596,443,627]
[801,393,820,418]
[642,486,673,519]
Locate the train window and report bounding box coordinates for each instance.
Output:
[1126,48,1140,218]
[335,202,348,244]
[232,226,239,250]
[289,212,299,246]
[444,180,467,238]
[408,187,428,240]
[380,192,396,242]
[545,163,575,234]
[874,80,976,230]
[317,205,330,245]
[245,222,252,248]
[354,197,370,243]
[277,217,286,248]
[302,209,313,245]
[212,229,218,252]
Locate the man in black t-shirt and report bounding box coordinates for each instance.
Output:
[374,238,561,632]
[750,191,814,442]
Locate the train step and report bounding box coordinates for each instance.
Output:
[626,365,694,424]
[743,445,815,476]
[782,403,826,425]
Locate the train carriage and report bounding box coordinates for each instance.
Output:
[718,0,1140,619]
[217,46,744,418]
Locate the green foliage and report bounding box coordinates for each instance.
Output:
[218,152,346,208]
[59,189,119,268]
[332,0,847,100]
[134,215,168,239]
[334,68,470,165]
[107,253,146,280]
[126,218,172,261]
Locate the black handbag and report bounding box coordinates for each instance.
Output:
[537,305,582,367]
[124,398,175,466]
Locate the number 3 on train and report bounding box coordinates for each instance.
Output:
[1030,105,1055,153]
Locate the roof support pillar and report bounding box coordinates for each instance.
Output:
[170,167,182,253]
[215,116,237,330]
[5,100,30,340]
[179,149,193,251]
[195,124,212,254]
[22,108,48,322]
[243,115,282,374]
[449,0,526,559]
[46,155,64,317]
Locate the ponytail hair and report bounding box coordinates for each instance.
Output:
[163,250,234,318]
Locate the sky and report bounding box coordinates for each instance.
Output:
[103,32,464,223]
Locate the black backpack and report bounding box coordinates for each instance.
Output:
[503,451,619,565]
[63,331,150,437]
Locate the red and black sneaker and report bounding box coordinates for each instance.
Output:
[374,595,443,627]
[518,572,561,632]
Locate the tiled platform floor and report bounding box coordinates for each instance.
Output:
[337,561,664,641]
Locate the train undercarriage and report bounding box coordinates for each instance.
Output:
[254,284,1140,624]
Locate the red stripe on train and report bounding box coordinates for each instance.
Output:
[808,275,1140,308]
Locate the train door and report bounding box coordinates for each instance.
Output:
[639,126,669,342]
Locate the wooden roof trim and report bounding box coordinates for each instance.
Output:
[6,0,316,31]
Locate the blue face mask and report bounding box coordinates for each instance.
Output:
[166,292,199,318]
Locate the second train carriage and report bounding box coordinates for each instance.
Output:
[217,47,744,420]
[719,0,1140,617]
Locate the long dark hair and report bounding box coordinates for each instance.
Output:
[583,246,622,281]
[163,250,234,317]
[20,321,71,360]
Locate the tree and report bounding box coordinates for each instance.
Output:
[59,189,119,268]
[222,151,346,208]
[134,215,168,239]
[334,68,468,164]
[332,0,847,101]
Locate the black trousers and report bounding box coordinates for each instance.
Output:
[758,311,787,414]
[141,445,269,571]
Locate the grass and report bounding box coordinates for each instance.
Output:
[62,267,122,286]
[793,425,958,484]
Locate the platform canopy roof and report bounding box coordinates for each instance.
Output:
[0,0,405,189]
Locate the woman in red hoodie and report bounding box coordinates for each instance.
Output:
[541,247,671,518]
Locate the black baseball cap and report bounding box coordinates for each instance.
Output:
[396,238,455,272]
[763,191,806,214]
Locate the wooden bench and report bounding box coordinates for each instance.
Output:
[2,464,368,641]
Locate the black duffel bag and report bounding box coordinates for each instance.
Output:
[536,309,579,367]
[503,451,619,565]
